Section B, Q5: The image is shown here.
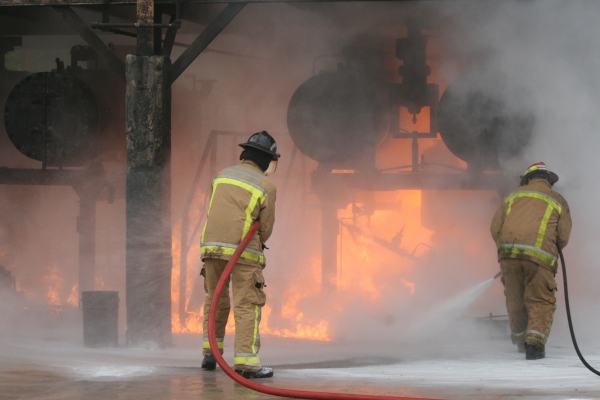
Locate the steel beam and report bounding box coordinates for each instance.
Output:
[170,2,246,83]
[162,14,177,56]
[321,200,338,292]
[0,167,116,186]
[76,193,97,293]
[312,171,513,193]
[2,0,410,7]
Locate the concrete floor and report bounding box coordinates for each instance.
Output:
[2,323,600,400]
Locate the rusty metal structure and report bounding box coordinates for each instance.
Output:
[0,0,534,346]
[286,20,531,290]
[0,0,253,348]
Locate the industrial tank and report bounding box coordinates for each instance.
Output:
[3,71,99,166]
[437,68,535,170]
[287,70,389,165]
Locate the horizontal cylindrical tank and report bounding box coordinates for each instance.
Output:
[437,68,535,170]
[3,71,99,165]
[287,70,389,165]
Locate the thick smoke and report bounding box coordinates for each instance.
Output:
[168,2,509,354]
[1,1,599,364]
[436,0,600,345]
[220,0,600,352]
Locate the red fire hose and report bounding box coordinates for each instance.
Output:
[208,220,442,400]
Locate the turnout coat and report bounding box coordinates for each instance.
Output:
[490,178,572,274]
[201,160,276,268]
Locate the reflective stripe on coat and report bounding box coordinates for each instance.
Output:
[201,160,276,267]
[490,178,572,273]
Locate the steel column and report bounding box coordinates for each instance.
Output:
[136,0,154,56]
[77,195,96,293]
[125,54,172,348]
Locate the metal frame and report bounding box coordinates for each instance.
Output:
[1,0,406,5]
[170,3,245,82]
[53,6,127,80]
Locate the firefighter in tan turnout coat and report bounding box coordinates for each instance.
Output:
[201,131,279,379]
[491,162,572,360]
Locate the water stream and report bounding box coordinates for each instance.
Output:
[409,277,497,337]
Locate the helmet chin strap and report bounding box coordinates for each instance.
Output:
[520,176,528,186]
[265,160,277,175]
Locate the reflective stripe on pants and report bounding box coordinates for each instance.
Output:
[500,258,557,350]
[202,258,266,370]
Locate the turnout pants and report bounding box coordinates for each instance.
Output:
[202,258,267,372]
[500,258,557,351]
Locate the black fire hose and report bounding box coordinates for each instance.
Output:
[558,247,600,376]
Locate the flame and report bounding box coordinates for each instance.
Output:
[171,218,208,334]
[336,191,431,300]
[262,304,330,341]
[41,265,80,308]
[95,276,106,290]
[42,265,62,305]
[169,180,430,341]
[47,286,60,305]
[171,214,332,340]
[66,284,78,306]
[260,260,331,341]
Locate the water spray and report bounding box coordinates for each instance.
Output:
[208,220,442,400]
[558,247,600,377]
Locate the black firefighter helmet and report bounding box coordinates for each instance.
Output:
[239,131,280,160]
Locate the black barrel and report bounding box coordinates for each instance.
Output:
[81,291,119,348]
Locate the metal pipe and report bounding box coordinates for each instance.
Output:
[91,21,181,29]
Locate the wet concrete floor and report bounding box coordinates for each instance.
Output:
[2,335,600,400]
[0,364,444,400]
[1,316,599,400]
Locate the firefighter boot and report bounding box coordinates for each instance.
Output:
[235,367,274,379]
[525,344,545,360]
[202,354,216,370]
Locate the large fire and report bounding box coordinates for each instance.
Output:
[41,267,109,308]
[336,191,432,298]
[170,188,433,341]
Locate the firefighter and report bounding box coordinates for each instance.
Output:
[490,162,572,360]
[200,131,279,379]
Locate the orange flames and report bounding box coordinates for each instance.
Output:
[42,265,62,305]
[261,258,331,341]
[43,271,107,308]
[66,284,78,306]
[170,234,331,340]
[170,188,433,341]
[337,191,431,299]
